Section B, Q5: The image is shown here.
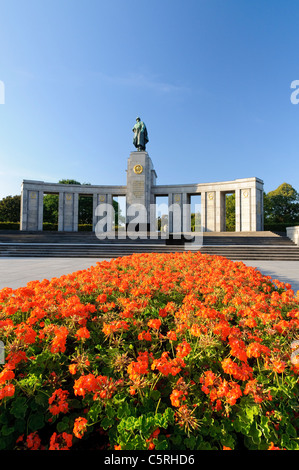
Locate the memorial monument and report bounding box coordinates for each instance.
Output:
[20,117,264,235]
[132,117,149,152]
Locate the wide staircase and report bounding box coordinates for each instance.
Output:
[0,230,299,260]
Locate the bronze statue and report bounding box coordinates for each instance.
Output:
[132,117,149,151]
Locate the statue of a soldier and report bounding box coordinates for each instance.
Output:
[132,117,149,151]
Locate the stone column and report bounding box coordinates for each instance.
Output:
[37,190,44,231]
[201,191,206,232]
[58,192,78,231]
[168,193,173,233]
[235,189,241,232]
[20,187,28,231]
[106,194,113,233]
[182,193,191,233]
[206,191,216,232]
[240,188,251,231]
[93,193,107,232]
[24,190,43,231]
[254,187,264,231]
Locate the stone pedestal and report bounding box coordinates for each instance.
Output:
[126,152,157,232]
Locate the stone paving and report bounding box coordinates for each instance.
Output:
[0,257,298,294]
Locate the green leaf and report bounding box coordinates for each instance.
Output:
[101,416,114,430]
[184,435,197,449]
[1,424,15,436]
[286,423,297,438]
[88,402,102,423]
[106,403,116,419]
[117,402,131,420]
[57,421,69,433]
[11,397,28,419]
[150,390,161,401]
[250,422,262,445]
[28,413,44,431]
[155,438,169,450]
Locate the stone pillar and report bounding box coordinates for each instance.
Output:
[107,194,113,232]
[182,193,191,233]
[20,187,28,231]
[240,188,251,231]
[22,189,44,231]
[206,191,216,232]
[37,190,44,231]
[235,189,241,232]
[58,192,78,231]
[93,194,107,231]
[126,151,156,232]
[255,187,264,231]
[201,191,206,232]
[168,193,173,233]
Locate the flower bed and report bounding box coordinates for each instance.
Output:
[0,252,298,450]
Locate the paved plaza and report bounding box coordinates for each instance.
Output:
[0,257,298,295]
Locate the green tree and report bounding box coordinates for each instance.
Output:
[226,193,235,231]
[43,194,59,223]
[264,183,299,225]
[0,195,21,222]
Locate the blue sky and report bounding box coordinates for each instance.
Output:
[1,0,299,201]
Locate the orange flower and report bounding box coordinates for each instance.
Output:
[0,368,15,385]
[246,342,271,358]
[167,330,177,341]
[148,318,162,329]
[69,364,77,375]
[268,442,282,450]
[176,341,192,358]
[170,389,187,407]
[49,432,73,450]
[48,388,69,416]
[75,327,90,340]
[26,431,41,450]
[138,330,152,341]
[271,359,286,374]
[97,293,107,303]
[50,326,69,354]
[73,417,88,439]
[0,383,15,400]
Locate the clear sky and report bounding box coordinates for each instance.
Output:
[1,0,299,201]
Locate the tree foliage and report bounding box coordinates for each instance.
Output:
[264,183,299,225]
[0,195,21,222]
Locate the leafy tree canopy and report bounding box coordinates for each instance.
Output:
[0,195,21,222]
[264,182,299,225]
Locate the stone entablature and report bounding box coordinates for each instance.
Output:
[20,152,264,233]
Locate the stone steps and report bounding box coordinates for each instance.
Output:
[1,230,299,260]
[1,244,299,260]
[0,230,295,245]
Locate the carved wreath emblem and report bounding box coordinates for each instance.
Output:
[133,164,143,174]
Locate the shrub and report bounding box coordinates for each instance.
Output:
[0,252,298,450]
[0,222,20,230]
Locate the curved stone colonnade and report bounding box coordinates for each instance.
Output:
[20,152,264,234]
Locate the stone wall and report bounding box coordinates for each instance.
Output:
[287,226,299,245]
